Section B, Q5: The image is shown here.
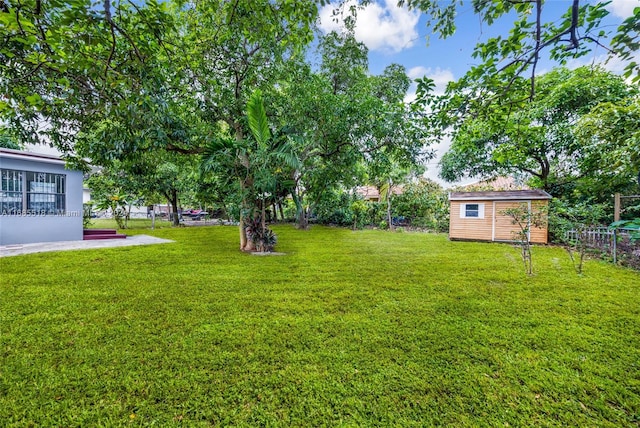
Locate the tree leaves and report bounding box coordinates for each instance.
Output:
[610,6,640,83]
[439,66,636,199]
[246,89,271,149]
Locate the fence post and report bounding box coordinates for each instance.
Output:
[614,193,621,222]
[613,228,617,264]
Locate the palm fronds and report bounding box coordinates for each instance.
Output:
[247,89,271,147]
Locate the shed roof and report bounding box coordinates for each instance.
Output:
[449,190,552,201]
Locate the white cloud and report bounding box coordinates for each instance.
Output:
[606,0,639,18]
[407,66,429,80]
[318,0,420,53]
[404,66,455,103]
[565,49,640,83]
[421,134,475,188]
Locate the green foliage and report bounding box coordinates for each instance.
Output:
[82,203,93,229]
[202,89,300,249]
[313,190,380,230]
[549,199,608,242]
[95,193,128,230]
[393,179,449,232]
[247,89,271,148]
[314,190,356,226]
[1,226,639,425]
[0,127,20,149]
[406,0,639,118]
[549,200,608,274]
[0,0,319,163]
[245,217,278,252]
[610,218,640,242]
[610,6,640,83]
[84,157,195,229]
[270,36,432,230]
[1,0,180,161]
[439,67,636,199]
[318,30,369,95]
[575,95,640,198]
[350,199,369,230]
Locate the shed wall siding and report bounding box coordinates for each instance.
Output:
[449,201,493,241]
[449,198,549,244]
[494,201,525,241]
[529,200,549,244]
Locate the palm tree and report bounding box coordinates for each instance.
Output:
[202,89,299,251]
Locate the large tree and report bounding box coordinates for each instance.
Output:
[0,1,319,160]
[270,31,432,229]
[1,0,180,157]
[439,66,636,196]
[202,90,299,251]
[574,94,640,198]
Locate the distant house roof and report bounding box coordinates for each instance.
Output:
[0,147,66,166]
[461,176,529,191]
[355,185,403,200]
[449,190,552,201]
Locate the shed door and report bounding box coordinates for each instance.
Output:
[493,201,529,241]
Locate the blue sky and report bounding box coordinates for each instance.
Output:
[317,0,640,184]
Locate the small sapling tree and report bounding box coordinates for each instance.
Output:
[502,203,548,275]
[550,201,606,274]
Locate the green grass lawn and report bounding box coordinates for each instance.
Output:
[1,226,639,426]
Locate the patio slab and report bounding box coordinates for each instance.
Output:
[0,235,174,258]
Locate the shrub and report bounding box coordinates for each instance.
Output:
[82,203,93,229]
[245,217,277,252]
[394,179,449,232]
[314,191,355,226]
[350,200,369,230]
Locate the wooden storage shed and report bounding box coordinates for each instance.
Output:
[449,190,552,244]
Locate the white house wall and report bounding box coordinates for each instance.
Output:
[1,156,83,245]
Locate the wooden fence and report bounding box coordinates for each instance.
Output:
[565,227,639,266]
[565,227,616,249]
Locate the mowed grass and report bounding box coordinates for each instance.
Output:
[1,226,639,426]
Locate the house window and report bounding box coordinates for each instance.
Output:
[1,169,66,215]
[460,203,484,219]
[1,169,23,214]
[27,172,66,214]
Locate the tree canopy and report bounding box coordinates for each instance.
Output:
[439,66,637,199]
[1,0,638,246]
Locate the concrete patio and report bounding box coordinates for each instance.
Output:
[0,235,174,258]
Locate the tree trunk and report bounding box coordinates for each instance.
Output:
[297,209,308,230]
[278,201,284,222]
[261,198,267,248]
[170,190,180,226]
[293,192,309,230]
[238,196,254,252]
[239,216,248,250]
[387,193,393,230]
